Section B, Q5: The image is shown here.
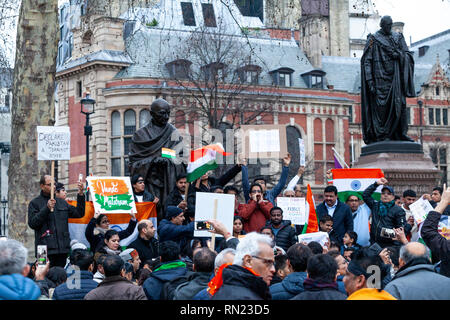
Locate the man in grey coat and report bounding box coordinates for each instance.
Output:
[384,242,450,300]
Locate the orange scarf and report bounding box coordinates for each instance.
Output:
[207,263,260,296]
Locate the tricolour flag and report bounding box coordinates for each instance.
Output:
[302,184,319,234]
[331,168,384,202]
[161,148,176,159]
[186,143,231,182]
[68,201,157,249]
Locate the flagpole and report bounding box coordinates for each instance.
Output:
[332,147,349,168]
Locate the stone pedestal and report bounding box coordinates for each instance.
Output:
[353,141,441,195]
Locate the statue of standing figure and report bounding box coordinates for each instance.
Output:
[128,98,186,221]
[361,15,416,145]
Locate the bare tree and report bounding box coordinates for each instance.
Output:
[8,0,59,256]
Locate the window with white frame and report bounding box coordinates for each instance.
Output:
[428,107,449,126]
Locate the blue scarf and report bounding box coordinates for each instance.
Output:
[379,200,395,216]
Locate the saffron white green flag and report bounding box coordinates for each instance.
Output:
[331,168,385,202]
[187,143,231,182]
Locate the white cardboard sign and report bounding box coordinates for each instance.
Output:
[37,126,71,160]
[194,192,235,238]
[409,197,434,225]
[297,231,330,247]
[277,197,306,225]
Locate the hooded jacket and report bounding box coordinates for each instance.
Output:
[142,260,188,300]
[384,261,450,300]
[211,264,272,300]
[270,271,307,300]
[0,274,41,300]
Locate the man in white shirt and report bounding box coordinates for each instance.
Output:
[401,189,418,241]
[345,195,371,247]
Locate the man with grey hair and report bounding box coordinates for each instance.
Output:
[384,242,450,299]
[211,232,275,300]
[0,239,46,300]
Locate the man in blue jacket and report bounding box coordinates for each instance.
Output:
[53,249,98,300]
[316,185,353,245]
[242,153,291,205]
[158,206,194,252]
[142,240,188,300]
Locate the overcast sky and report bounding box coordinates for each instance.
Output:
[373,0,450,45]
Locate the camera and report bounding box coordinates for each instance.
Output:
[380,227,396,239]
[195,221,213,231]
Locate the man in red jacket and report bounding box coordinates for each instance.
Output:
[238,183,273,233]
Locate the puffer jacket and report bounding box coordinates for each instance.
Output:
[264,220,297,252]
[270,271,307,300]
[363,182,412,247]
[142,260,188,300]
[52,270,98,300]
[0,274,41,300]
[28,191,85,255]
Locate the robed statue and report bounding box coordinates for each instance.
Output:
[361,15,416,145]
[128,98,186,220]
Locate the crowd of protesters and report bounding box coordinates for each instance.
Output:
[1,156,450,301]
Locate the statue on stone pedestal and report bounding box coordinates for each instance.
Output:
[128,98,186,221]
[361,15,416,145]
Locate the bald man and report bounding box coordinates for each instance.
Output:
[384,242,450,300]
[127,220,159,268]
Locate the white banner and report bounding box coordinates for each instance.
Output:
[277,197,306,225]
[409,197,434,224]
[37,126,71,160]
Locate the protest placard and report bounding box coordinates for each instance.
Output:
[194,192,235,238]
[297,231,330,247]
[86,176,137,214]
[37,126,71,161]
[409,197,434,224]
[277,197,306,225]
[298,138,305,166]
[239,124,288,159]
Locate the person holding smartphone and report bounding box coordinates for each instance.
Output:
[238,183,273,233]
[28,174,86,268]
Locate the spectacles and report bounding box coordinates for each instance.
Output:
[251,255,274,267]
[251,190,262,194]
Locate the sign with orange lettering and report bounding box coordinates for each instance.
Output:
[86,176,137,214]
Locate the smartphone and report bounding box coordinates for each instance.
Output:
[37,245,47,266]
[78,173,83,182]
[195,221,214,231]
[380,227,396,239]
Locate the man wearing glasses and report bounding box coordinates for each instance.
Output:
[28,174,86,268]
[211,232,275,300]
[345,195,371,247]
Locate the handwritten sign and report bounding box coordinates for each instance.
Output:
[37,126,71,160]
[86,176,137,214]
[409,197,434,224]
[277,197,306,225]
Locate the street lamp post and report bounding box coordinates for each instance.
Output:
[80,92,96,201]
[1,197,8,236]
[418,100,423,145]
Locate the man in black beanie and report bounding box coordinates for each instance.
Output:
[157,206,194,251]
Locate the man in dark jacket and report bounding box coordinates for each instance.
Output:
[142,240,188,300]
[158,206,194,252]
[131,174,158,204]
[384,242,450,299]
[270,243,312,300]
[421,186,450,277]
[363,178,411,248]
[28,175,86,267]
[291,254,347,300]
[316,185,353,245]
[212,232,275,300]
[174,248,217,300]
[53,249,97,300]
[84,254,146,300]
[127,219,159,269]
[264,207,297,252]
[164,174,188,211]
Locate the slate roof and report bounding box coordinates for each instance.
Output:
[321,56,361,93]
[56,50,133,73]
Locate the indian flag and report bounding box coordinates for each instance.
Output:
[302,184,319,234]
[186,143,231,182]
[161,148,176,159]
[331,168,385,202]
[68,201,157,249]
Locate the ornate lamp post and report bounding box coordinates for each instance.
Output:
[80,92,95,201]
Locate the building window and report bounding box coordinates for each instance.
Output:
[124,109,136,135]
[68,35,73,57]
[140,109,151,128]
[271,68,294,87]
[418,45,429,57]
[444,109,448,126]
[202,3,217,27]
[165,59,192,79]
[436,87,440,96]
[279,72,291,87]
[301,70,326,89]
[202,62,225,82]
[406,107,411,125]
[111,111,121,176]
[348,105,353,123]
[428,107,448,126]
[181,2,196,26]
[236,65,261,84]
[311,75,323,89]
[430,146,447,185]
[76,81,82,98]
